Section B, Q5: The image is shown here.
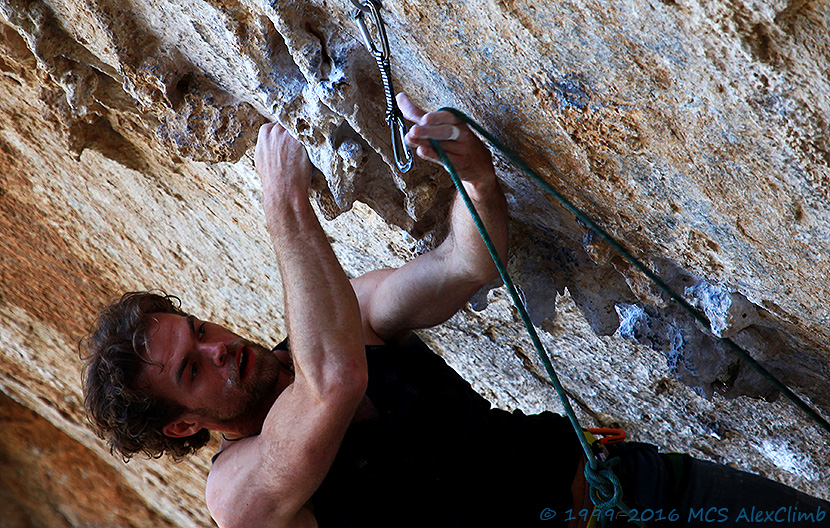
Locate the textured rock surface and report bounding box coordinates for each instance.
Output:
[0,0,828,525]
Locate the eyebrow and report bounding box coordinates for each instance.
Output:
[175,315,198,385]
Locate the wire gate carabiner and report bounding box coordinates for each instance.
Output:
[353,0,413,172]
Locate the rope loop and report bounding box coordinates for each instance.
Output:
[584,461,623,511]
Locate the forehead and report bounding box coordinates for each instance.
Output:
[144,313,189,363]
[140,312,190,389]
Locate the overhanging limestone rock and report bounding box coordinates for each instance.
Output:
[0,0,828,525]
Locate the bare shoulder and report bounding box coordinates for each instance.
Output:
[206,437,278,528]
[205,437,320,528]
[205,380,360,528]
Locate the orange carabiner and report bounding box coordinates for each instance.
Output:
[586,428,626,445]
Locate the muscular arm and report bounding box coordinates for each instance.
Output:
[259,124,366,389]
[206,123,366,528]
[353,94,508,343]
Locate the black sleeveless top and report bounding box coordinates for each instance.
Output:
[290,335,582,528]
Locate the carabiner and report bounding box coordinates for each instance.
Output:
[354,0,390,61]
[352,0,412,173]
[389,113,413,172]
[586,428,627,445]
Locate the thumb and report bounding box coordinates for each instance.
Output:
[396,92,426,124]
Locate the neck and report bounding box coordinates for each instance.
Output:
[216,358,292,439]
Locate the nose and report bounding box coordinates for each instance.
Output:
[199,341,229,367]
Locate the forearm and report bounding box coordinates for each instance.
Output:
[353,97,513,339]
[256,123,366,393]
[443,169,508,284]
[356,173,507,340]
[398,94,508,283]
[267,192,366,388]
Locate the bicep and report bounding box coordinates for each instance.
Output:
[352,253,484,341]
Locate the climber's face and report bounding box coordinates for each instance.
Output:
[138,313,283,436]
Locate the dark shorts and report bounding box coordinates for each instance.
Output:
[603,442,830,528]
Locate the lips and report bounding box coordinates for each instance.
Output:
[237,344,254,382]
[238,347,249,382]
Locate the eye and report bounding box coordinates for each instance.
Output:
[197,323,206,339]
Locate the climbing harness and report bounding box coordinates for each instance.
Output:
[351,0,413,172]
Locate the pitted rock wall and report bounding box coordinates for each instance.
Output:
[0,0,828,526]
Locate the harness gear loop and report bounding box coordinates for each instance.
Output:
[353,0,413,172]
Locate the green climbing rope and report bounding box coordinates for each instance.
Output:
[430,107,830,438]
[428,137,642,527]
[427,107,830,524]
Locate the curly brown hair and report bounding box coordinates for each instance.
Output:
[81,291,211,461]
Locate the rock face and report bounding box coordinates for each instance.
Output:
[0,0,828,525]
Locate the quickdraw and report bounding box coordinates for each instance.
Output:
[351,0,413,172]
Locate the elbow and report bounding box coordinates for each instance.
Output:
[208,480,288,528]
[208,506,236,528]
[447,246,504,291]
[329,363,369,402]
[206,488,244,528]
[310,356,368,404]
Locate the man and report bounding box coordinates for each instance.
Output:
[84,93,585,527]
[83,94,829,528]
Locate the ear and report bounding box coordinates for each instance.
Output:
[162,418,203,438]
